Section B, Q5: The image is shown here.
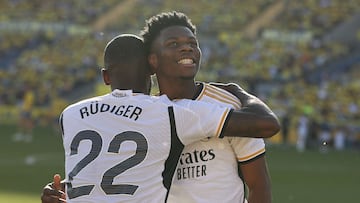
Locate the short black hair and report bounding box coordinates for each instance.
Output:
[140,11,196,55]
[104,34,145,69]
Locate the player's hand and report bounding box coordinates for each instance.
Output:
[41,174,66,203]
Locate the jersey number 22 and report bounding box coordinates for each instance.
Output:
[66,130,148,199]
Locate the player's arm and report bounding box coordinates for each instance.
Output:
[212,83,280,138]
[240,156,272,203]
[210,82,277,117]
[222,109,279,138]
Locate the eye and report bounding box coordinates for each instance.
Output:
[168,41,178,47]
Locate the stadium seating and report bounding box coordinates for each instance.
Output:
[0,0,359,148]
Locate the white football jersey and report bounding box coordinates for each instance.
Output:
[168,83,265,203]
[60,89,231,203]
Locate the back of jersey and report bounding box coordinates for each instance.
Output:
[60,90,228,203]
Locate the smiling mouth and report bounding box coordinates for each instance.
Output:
[177,58,194,65]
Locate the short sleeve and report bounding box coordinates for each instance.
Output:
[227,136,265,163]
[172,99,231,145]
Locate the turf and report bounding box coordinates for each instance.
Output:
[267,145,360,203]
[0,124,64,203]
[0,124,359,203]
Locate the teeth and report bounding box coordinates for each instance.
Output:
[178,59,194,65]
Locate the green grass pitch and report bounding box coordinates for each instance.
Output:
[0,124,359,203]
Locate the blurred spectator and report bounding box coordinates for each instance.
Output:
[307,116,320,150]
[13,84,35,143]
[281,110,291,146]
[334,125,346,151]
[318,121,332,153]
[296,114,309,152]
[0,0,359,150]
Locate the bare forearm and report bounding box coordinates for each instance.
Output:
[223,111,280,138]
[211,82,279,123]
[210,82,280,138]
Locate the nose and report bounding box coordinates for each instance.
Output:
[179,43,193,52]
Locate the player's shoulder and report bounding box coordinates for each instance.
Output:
[203,82,239,99]
[204,82,235,95]
[198,82,241,108]
[62,95,104,113]
[147,95,195,113]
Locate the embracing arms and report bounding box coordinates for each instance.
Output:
[214,83,280,138]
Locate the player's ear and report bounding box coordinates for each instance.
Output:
[148,54,158,74]
[101,68,111,85]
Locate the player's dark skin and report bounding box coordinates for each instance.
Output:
[144,14,273,203]
[41,33,279,203]
[150,27,279,136]
[41,34,151,203]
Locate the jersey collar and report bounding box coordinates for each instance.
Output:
[193,82,205,100]
[111,89,134,98]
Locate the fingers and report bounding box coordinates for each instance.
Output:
[41,195,66,203]
[53,174,62,190]
[41,187,66,203]
[58,197,67,203]
[41,174,67,203]
[43,186,65,197]
[53,174,67,201]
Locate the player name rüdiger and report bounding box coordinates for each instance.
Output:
[79,101,143,121]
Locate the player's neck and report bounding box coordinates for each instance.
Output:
[111,86,149,95]
[158,79,199,100]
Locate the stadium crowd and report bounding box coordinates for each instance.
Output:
[1,0,359,150]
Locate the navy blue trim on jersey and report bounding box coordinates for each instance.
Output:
[163,106,185,202]
[239,151,266,165]
[59,113,64,138]
[218,109,234,138]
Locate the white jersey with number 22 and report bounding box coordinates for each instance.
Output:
[60,89,231,203]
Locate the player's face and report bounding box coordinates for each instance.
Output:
[149,26,201,80]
